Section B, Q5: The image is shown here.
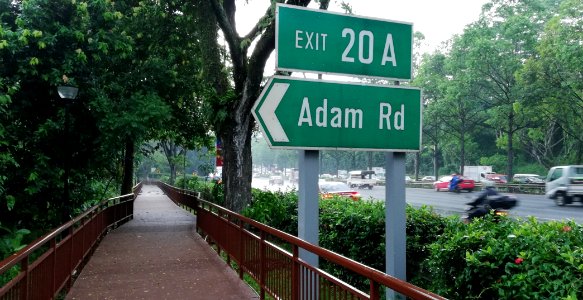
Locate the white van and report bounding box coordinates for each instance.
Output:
[545,165,583,206]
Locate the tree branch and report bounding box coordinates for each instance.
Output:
[208,0,246,88]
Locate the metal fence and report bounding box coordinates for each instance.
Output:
[0,183,142,300]
[158,182,446,300]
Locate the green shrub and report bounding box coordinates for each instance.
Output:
[208,187,583,298]
[186,176,224,205]
[319,198,386,289]
[406,205,448,286]
[242,191,446,291]
[243,189,298,235]
[423,216,583,299]
[0,225,30,260]
[0,225,30,286]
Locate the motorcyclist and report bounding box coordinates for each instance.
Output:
[465,182,499,219]
[448,173,462,192]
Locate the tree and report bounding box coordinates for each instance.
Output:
[414,52,449,179]
[517,0,583,165]
[0,0,208,230]
[127,1,212,186]
[201,0,323,212]
[0,0,145,227]
[450,0,560,178]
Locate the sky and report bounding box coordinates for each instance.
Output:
[235,0,488,77]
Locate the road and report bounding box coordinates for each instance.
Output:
[252,178,583,223]
[357,186,583,223]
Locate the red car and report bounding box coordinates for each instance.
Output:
[483,173,508,184]
[319,182,361,201]
[433,175,475,192]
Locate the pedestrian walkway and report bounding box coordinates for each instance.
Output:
[67,185,258,300]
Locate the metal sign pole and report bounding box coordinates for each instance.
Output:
[298,149,320,299]
[298,149,320,264]
[385,151,407,300]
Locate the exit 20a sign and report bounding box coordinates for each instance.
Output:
[276,4,413,80]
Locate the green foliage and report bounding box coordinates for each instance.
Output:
[182,176,224,206]
[318,198,386,288]
[0,224,30,259]
[0,224,29,286]
[480,154,507,174]
[513,163,547,177]
[0,0,212,235]
[423,217,583,299]
[406,205,449,286]
[241,190,446,290]
[238,189,583,298]
[243,189,298,236]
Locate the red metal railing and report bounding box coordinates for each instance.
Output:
[158,183,446,300]
[0,182,142,300]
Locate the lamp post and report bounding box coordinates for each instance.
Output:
[58,86,78,219]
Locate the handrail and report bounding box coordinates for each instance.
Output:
[0,181,142,299]
[158,182,446,300]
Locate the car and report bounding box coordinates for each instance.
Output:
[483,173,508,184]
[433,175,475,192]
[319,173,333,179]
[318,181,361,201]
[421,176,436,182]
[405,176,413,183]
[268,175,284,185]
[513,174,544,184]
[524,176,544,184]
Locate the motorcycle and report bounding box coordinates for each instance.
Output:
[463,188,518,222]
[448,176,463,193]
[448,184,462,193]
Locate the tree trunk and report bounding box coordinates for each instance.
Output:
[507,111,515,179]
[433,143,439,180]
[121,139,134,195]
[160,141,180,185]
[460,131,466,175]
[221,119,253,213]
[414,152,420,179]
[169,164,176,185]
[507,130,514,179]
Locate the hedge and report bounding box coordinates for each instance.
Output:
[194,184,583,299]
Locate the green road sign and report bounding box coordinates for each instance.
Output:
[252,76,422,151]
[276,4,413,80]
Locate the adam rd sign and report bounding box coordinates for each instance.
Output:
[252,76,422,151]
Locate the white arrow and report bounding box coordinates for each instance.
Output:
[258,83,290,142]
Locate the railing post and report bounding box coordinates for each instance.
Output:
[226,214,231,267]
[292,245,299,300]
[370,280,380,300]
[20,256,29,300]
[260,231,266,300]
[239,217,244,279]
[67,226,74,289]
[51,238,56,295]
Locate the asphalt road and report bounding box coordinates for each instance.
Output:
[252,178,583,223]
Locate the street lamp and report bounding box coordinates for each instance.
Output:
[58,85,78,219]
[58,86,79,100]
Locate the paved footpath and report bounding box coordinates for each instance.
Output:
[67,185,258,300]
